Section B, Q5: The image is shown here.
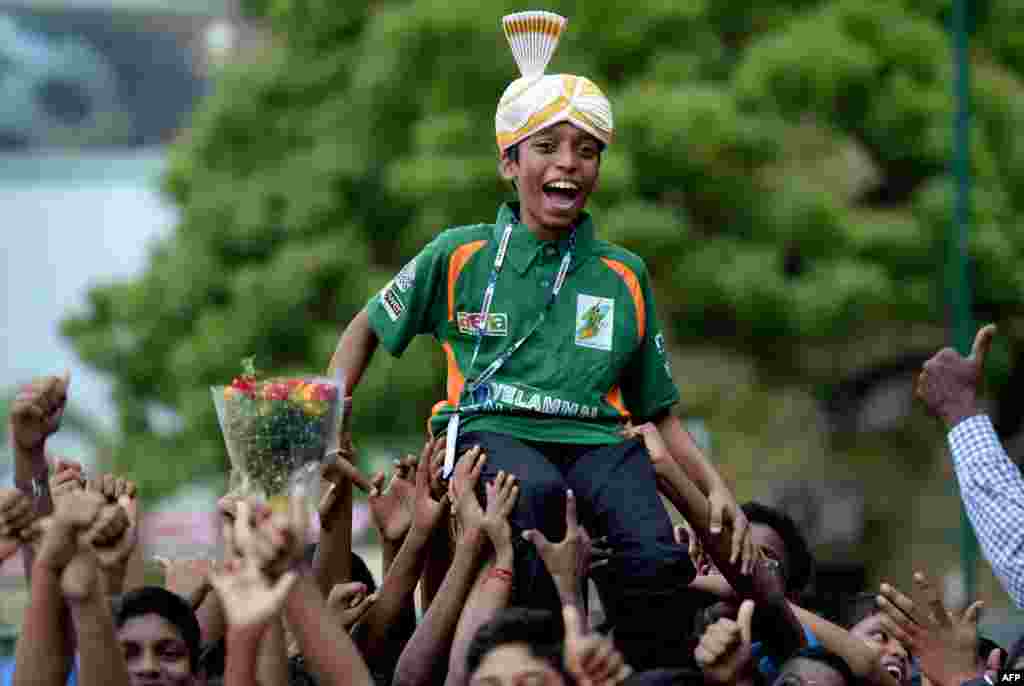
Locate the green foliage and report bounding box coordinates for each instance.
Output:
[61,0,1024,500]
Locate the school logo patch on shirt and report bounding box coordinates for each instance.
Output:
[575,294,614,351]
[457,312,509,337]
[381,281,405,322]
[394,258,417,293]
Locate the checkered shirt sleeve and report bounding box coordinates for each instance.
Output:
[949,414,1024,608]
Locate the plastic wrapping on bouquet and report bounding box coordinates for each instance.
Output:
[212,368,346,514]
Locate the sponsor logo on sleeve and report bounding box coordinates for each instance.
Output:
[381,281,405,322]
[394,257,417,293]
[575,294,614,351]
[457,312,509,337]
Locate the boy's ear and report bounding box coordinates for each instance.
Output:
[499,154,518,182]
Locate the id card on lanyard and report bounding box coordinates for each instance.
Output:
[442,222,576,478]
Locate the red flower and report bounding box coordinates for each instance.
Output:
[311,384,338,402]
[230,376,256,398]
[262,383,291,401]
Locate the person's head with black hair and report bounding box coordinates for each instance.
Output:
[845,594,910,686]
[466,607,573,686]
[113,586,204,686]
[773,647,858,686]
[740,502,814,599]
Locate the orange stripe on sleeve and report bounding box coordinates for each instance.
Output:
[447,240,487,321]
[441,342,466,407]
[605,385,630,418]
[600,258,646,342]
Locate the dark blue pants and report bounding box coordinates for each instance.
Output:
[457,431,697,670]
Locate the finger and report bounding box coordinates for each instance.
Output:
[115,478,127,499]
[878,582,924,626]
[963,600,985,625]
[268,570,299,606]
[565,489,578,532]
[416,443,432,490]
[234,500,254,552]
[737,599,755,645]
[876,594,918,634]
[522,529,550,552]
[970,324,997,369]
[876,608,914,647]
[318,483,338,527]
[912,572,950,627]
[731,511,749,567]
[330,458,375,493]
[328,581,367,607]
[709,499,723,536]
[371,472,386,495]
[562,604,585,642]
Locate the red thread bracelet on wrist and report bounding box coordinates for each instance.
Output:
[489,567,514,583]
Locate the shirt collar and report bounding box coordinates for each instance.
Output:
[496,202,595,275]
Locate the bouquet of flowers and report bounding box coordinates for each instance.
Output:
[212,359,344,504]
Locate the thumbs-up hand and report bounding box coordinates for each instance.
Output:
[916,324,996,429]
[9,371,70,458]
[562,604,632,686]
[694,599,755,686]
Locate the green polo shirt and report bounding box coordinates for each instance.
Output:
[366,203,680,445]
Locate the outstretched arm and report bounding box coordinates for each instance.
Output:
[652,413,755,573]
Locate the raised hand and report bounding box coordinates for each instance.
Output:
[481,471,519,560]
[233,498,307,580]
[450,447,487,536]
[916,324,996,428]
[76,495,136,596]
[694,599,756,686]
[523,490,589,600]
[409,439,451,538]
[87,472,137,502]
[876,571,982,686]
[0,488,38,562]
[35,490,105,572]
[328,581,378,632]
[49,459,85,510]
[368,458,416,544]
[319,448,376,529]
[156,556,214,610]
[9,372,70,456]
[210,557,297,631]
[563,604,632,686]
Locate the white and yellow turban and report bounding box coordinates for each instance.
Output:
[495,11,614,154]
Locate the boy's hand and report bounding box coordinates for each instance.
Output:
[35,490,105,572]
[10,372,70,456]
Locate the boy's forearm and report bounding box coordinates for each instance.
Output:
[394,529,485,686]
[655,413,724,495]
[788,603,899,686]
[225,627,263,686]
[358,527,432,659]
[420,525,452,612]
[445,555,515,686]
[69,596,130,686]
[256,618,290,686]
[14,563,72,686]
[315,480,353,595]
[285,575,374,686]
[328,307,379,397]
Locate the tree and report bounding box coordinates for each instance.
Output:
[62,0,1024,500]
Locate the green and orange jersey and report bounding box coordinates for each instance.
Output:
[366,203,679,445]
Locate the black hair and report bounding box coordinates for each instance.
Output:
[777,646,858,686]
[466,607,571,681]
[843,592,881,630]
[741,502,815,595]
[113,586,202,673]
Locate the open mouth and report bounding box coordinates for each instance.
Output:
[542,180,581,210]
[884,665,904,682]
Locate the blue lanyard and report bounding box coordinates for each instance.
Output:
[462,223,576,409]
[442,222,577,477]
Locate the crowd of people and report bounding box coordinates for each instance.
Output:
[5,7,1024,686]
[0,322,1021,686]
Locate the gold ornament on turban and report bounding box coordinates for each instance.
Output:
[495,10,614,154]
